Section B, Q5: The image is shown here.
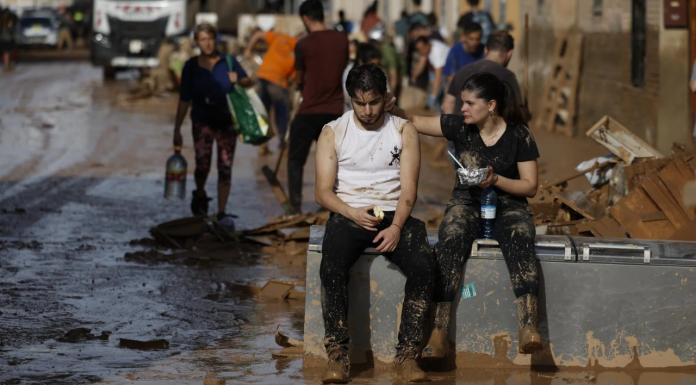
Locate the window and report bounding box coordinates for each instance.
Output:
[631,0,646,87]
[592,0,602,16]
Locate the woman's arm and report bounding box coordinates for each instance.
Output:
[388,104,444,137]
[173,100,191,148]
[479,160,539,198]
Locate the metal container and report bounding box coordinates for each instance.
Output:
[164,151,187,200]
[305,226,696,371]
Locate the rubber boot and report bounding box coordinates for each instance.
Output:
[393,354,428,383]
[421,302,451,359]
[322,348,350,384]
[518,294,543,354]
[190,190,211,217]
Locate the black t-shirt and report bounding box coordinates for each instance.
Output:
[441,114,540,206]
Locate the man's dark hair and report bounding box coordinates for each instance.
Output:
[401,10,409,18]
[467,0,481,6]
[486,30,515,52]
[414,36,430,46]
[346,64,387,98]
[413,0,422,7]
[356,43,382,65]
[299,0,324,22]
[462,21,482,35]
[409,23,428,33]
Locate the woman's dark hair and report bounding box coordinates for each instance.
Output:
[462,72,524,125]
[299,0,324,22]
[467,0,481,6]
[356,43,381,65]
[346,64,387,98]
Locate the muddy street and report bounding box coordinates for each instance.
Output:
[1,61,691,385]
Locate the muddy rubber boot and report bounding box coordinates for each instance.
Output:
[422,302,451,359]
[322,348,350,384]
[190,190,211,217]
[393,355,428,383]
[518,294,543,354]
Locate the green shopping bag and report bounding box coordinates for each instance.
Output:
[225,56,272,145]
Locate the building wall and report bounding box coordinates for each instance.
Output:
[520,0,690,151]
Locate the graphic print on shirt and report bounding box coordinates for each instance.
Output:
[389,146,401,166]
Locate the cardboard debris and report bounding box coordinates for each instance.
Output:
[534,117,696,240]
[259,281,294,299]
[275,326,304,348]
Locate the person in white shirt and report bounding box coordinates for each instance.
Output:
[413,36,450,112]
[315,64,433,384]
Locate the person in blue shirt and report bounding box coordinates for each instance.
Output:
[444,22,484,83]
[172,23,251,225]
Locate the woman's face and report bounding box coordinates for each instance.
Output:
[460,90,495,125]
[196,31,216,56]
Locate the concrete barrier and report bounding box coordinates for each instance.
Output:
[304,225,696,371]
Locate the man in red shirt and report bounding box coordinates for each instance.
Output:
[287,0,349,215]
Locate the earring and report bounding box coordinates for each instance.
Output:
[489,110,494,117]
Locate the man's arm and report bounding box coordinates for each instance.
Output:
[315,127,381,231]
[441,94,456,114]
[411,55,427,82]
[431,66,443,99]
[244,29,267,59]
[373,123,420,252]
[690,80,696,93]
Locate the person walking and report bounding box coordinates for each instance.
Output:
[443,22,484,84]
[388,72,543,359]
[172,23,252,226]
[0,7,17,70]
[458,0,495,45]
[413,36,450,112]
[442,31,530,121]
[245,28,299,151]
[287,0,348,215]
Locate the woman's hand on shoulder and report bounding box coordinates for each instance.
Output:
[228,71,238,83]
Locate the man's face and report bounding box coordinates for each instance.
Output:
[351,91,385,126]
[462,31,482,54]
[415,41,431,56]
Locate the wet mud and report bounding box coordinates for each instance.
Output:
[0,61,692,385]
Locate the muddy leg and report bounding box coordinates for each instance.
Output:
[495,203,541,353]
[423,205,479,358]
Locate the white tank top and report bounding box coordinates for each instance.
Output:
[329,111,404,211]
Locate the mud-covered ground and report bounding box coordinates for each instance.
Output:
[2,57,679,385]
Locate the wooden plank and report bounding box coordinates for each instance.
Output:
[535,33,566,131]
[560,33,583,137]
[585,116,663,163]
[674,157,696,180]
[556,191,605,221]
[624,157,673,190]
[610,187,676,239]
[686,181,696,207]
[639,212,668,222]
[669,220,696,241]
[596,216,628,238]
[259,281,294,299]
[641,178,690,229]
[658,162,696,221]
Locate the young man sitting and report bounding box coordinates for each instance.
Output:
[315,64,434,384]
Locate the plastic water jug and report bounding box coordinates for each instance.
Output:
[164,149,187,200]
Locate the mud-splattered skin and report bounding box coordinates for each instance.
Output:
[433,115,540,303]
[320,212,434,359]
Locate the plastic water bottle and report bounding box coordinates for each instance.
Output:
[480,187,497,239]
[164,149,187,200]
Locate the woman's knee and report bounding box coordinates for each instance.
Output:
[320,258,349,287]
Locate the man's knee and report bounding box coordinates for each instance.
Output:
[320,258,348,288]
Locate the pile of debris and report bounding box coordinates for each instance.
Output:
[533,116,696,241]
[124,211,328,264]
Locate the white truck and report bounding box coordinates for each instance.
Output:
[90,0,187,79]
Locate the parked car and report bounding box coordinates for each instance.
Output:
[16,11,60,47]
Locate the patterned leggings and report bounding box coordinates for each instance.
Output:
[192,123,237,187]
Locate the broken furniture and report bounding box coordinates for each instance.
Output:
[304,226,696,369]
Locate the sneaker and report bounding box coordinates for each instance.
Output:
[322,349,350,384]
[190,191,211,217]
[216,212,236,232]
[393,355,428,383]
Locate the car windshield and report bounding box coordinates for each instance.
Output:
[20,17,53,29]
